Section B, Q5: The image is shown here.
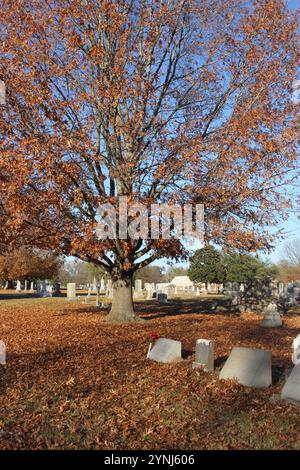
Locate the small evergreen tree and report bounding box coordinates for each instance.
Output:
[188,246,227,284]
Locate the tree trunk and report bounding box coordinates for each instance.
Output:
[107,274,141,323]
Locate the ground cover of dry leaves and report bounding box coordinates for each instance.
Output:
[0,294,299,449]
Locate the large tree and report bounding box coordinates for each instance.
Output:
[0,0,298,322]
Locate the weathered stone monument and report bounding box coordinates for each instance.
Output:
[260,302,282,328]
[85,287,92,303]
[67,283,76,300]
[242,276,273,312]
[106,279,113,299]
[0,341,6,365]
[100,277,106,294]
[135,279,143,292]
[192,339,214,371]
[29,282,35,293]
[147,338,182,363]
[219,347,272,388]
[36,280,49,297]
[53,282,61,295]
[281,364,300,406]
[292,334,300,365]
[16,280,22,293]
[157,293,168,304]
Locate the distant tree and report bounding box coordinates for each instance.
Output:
[273,240,300,282]
[188,246,227,284]
[0,247,62,283]
[133,265,165,285]
[277,260,300,282]
[165,266,188,282]
[86,262,108,284]
[224,253,278,283]
[283,240,300,266]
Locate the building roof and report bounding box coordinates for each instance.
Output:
[170,276,194,287]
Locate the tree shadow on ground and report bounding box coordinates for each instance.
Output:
[137,298,239,320]
[0,292,66,300]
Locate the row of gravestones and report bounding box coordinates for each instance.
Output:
[147,335,300,405]
[224,278,300,313]
[67,283,113,305]
[66,283,169,304]
[14,280,61,297]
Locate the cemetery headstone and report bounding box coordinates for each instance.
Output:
[85,287,92,303]
[67,283,77,300]
[192,339,214,371]
[292,334,300,365]
[29,282,35,293]
[219,347,272,388]
[157,293,168,304]
[147,338,182,363]
[135,279,142,292]
[100,277,106,294]
[260,302,282,328]
[0,341,6,365]
[281,364,300,406]
[54,282,61,295]
[37,280,51,297]
[106,279,113,298]
[16,280,21,293]
[242,276,273,312]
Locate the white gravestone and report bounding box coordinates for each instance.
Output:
[292,334,300,365]
[147,338,182,363]
[135,279,142,292]
[29,282,35,293]
[85,287,92,303]
[196,287,200,296]
[16,280,21,293]
[157,293,168,304]
[219,347,272,388]
[260,303,282,328]
[67,283,76,300]
[0,341,6,365]
[192,339,214,371]
[100,278,106,294]
[281,364,300,405]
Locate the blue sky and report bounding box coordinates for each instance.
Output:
[288,0,299,10]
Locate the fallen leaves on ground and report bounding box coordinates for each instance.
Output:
[0,297,299,450]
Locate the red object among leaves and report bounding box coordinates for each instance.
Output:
[149,332,160,344]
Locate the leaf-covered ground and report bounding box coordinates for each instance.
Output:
[0,294,299,450]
